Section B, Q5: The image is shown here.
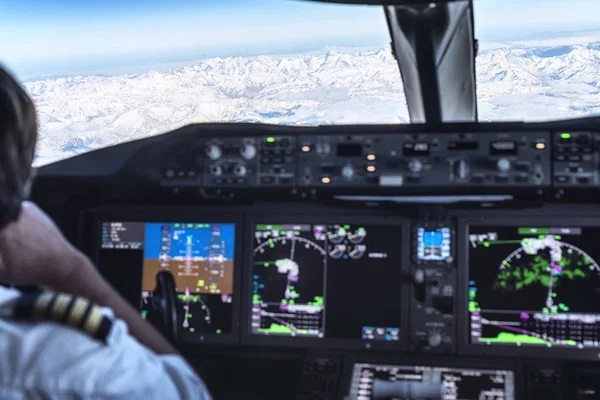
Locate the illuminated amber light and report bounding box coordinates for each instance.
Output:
[535,142,546,150]
[367,166,376,172]
[321,177,331,184]
[367,154,376,161]
[301,146,311,152]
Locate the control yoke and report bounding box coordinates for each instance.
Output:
[148,271,180,345]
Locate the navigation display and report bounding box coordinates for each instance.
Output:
[250,223,403,343]
[98,221,236,341]
[348,363,515,400]
[468,225,600,349]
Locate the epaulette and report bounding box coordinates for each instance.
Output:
[11,291,113,344]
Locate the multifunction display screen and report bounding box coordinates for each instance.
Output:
[468,225,600,349]
[250,223,403,343]
[98,221,236,341]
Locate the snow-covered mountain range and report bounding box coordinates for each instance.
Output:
[24,39,600,166]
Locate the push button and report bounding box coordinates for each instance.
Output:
[470,175,484,183]
[577,176,590,184]
[516,175,529,183]
[515,162,530,172]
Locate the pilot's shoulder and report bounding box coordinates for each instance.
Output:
[0,287,211,399]
[0,286,112,344]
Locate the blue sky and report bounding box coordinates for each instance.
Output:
[1,0,600,79]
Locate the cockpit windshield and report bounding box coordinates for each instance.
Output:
[0,0,599,166]
[475,0,600,122]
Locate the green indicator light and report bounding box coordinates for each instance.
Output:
[560,133,571,139]
[189,328,195,332]
[256,224,282,231]
[266,137,275,143]
[216,329,222,334]
[518,227,549,234]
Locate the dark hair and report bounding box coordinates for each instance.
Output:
[0,66,38,229]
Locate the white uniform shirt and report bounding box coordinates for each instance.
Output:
[0,286,212,399]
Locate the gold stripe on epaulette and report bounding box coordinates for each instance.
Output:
[67,298,90,327]
[34,292,56,319]
[49,294,72,322]
[82,306,104,337]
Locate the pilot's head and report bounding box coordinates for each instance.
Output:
[0,66,38,230]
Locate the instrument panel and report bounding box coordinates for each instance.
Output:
[39,123,600,399]
[72,126,600,399]
[139,129,600,196]
[91,205,600,364]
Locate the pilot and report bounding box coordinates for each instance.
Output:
[0,66,212,399]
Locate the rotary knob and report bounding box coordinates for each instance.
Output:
[497,158,511,173]
[206,144,222,161]
[408,159,423,173]
[233,164,247,177]
[240,143,257,160]
[413,268,425,284]
[454,159,469,180]
[428,332,443,347]
[342,165,355,180]
[210,165,222,176]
